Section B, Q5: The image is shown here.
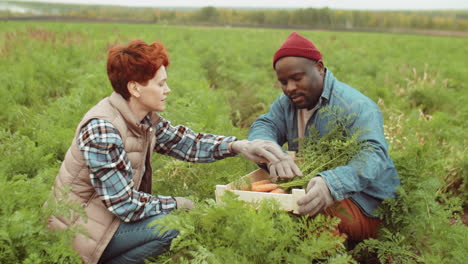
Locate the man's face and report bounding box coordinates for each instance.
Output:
[275,57,324,109]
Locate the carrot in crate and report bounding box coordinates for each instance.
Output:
[251,179,272,186]
[251,183,278,192]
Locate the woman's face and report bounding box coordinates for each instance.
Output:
[135,66,171,112]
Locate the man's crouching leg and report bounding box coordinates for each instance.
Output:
[323,198,381,242]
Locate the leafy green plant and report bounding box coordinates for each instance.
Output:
[352,232,419,264]
[148,192,353,263]
[352,109,468,264]
[0,170,82,263]
[279,108,364,190]
[0,21,466,263]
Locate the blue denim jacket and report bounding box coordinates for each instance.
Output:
[248,69,399,217]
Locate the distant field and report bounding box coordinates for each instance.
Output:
[3,16,468,38]
[0,21,466,263]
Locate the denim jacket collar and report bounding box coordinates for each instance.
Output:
[320,67,334,105]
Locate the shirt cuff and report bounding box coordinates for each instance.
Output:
[318,171,344,201]
[218,136,238,157]
[157,195,177,213]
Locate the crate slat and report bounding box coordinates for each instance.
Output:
[215,168,306,214]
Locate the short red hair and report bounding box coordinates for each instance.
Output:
[107,39,170,99]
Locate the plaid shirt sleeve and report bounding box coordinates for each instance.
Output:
[154,117,238,162]
[78,119,176,223]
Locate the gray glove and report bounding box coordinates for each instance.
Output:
[268,155,303,180]
[231,139,302,180]
[297,176,334,216]
[231,139,284,164]
[174,197,194,210]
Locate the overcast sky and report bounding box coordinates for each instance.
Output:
[17,0,468,10]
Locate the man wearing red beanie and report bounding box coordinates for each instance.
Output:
[249,32,399,242]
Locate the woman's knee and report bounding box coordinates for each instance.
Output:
[158,228,178,245]
[144,215,179,244]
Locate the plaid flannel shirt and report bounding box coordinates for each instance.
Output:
[78,116,237,222]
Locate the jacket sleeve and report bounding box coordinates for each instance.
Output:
[319,105,394,201]
[153,118,237,162]
[248,95,288,146]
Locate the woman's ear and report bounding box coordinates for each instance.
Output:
[127,81,140,98]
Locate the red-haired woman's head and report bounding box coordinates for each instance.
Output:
[107,39,170,100]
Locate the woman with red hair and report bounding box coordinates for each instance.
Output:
[48,39,301,264]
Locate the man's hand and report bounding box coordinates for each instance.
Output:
[297,176,334,216]
[174,197,194,210]
[268,155,302,180]
[231,139,302,179]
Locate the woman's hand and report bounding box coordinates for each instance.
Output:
[174,197,194,210]
[231,139,281,163]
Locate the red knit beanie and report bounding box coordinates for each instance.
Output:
[273,32,322,68]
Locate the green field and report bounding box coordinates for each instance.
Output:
[0,21,467,263]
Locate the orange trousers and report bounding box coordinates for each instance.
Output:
[323,198,382,241]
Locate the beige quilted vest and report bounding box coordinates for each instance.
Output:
[48,92,160,264]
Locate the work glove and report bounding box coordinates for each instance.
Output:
[231,139,302,179]
[231,139,284,164]
[297,176,334,216]
[174,197,194,210]
[268,155,303,180]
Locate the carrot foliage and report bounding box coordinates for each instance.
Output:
[279,107,364,190]
[149,192,355,263]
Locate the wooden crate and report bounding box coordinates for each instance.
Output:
[215,168,306,214]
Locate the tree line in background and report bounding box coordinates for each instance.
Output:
[2,1,467,32]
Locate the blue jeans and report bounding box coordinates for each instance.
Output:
[99,214,178,264]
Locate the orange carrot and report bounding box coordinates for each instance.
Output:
[270,188,287,194]
[252,180,272,186]
[251,183,278,192]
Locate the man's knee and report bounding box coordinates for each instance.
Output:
[323,199,381,241]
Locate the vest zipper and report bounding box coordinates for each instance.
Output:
[82,192,98,208]
[135,127,153,190]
